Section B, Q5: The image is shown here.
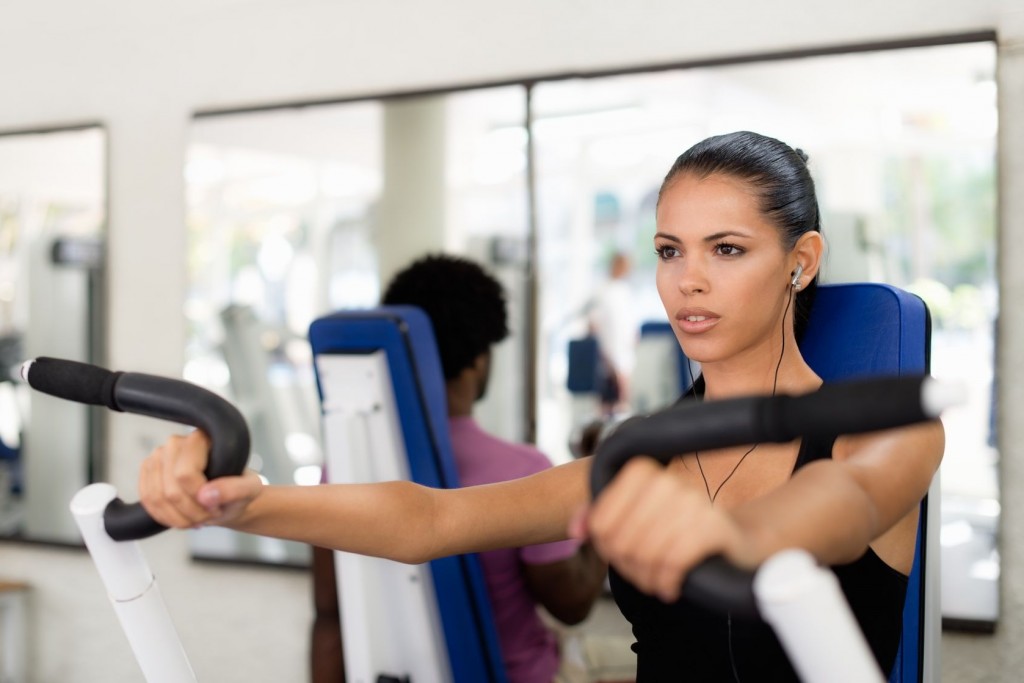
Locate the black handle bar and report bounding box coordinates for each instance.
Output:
[22,356,250,541]
[590,374,944,619]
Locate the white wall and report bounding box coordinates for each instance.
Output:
[1,1,1023,681]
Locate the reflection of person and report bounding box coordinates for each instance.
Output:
[380,255,607,683]
[587,252,637,414]
[311,254,608,683]
[140,132,943,681]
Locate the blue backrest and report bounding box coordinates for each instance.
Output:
[800,283,931,683]
[309,306,508,683]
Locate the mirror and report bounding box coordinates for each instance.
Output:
[531,41,999,630]
[0,125,107,546]
[185,88,530,565]
[185,103,385,566]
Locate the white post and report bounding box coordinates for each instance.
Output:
[318,351,452,683]
[754,549,883,683]
[70,483,197,683]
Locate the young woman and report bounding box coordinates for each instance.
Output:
[139,131,943,681]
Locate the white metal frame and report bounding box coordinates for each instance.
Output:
[69,483,196,683]
[317,351,452,683]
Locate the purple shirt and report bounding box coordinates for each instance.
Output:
[448,416,581,683]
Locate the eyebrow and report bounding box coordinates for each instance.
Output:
[653,230,754,243]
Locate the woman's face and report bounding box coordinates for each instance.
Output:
[654,172,792,366]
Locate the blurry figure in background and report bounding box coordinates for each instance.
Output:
[313,254,608,683]
[383,254,608,683]
[587,252,638,415]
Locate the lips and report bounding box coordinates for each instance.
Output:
[675,308,720,334]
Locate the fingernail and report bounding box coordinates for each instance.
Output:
[198,487,220,509]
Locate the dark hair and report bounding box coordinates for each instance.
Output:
[382,254,509,380]
[658,131,821,339]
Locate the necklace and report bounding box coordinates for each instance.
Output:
[695,444,759,504]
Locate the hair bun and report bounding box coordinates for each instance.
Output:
[794,148,810,164]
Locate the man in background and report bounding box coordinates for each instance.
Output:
[587,252,638,415]
[313,254,607,683]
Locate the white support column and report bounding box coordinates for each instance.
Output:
[375,96,449,286]
[993,13,1024,676]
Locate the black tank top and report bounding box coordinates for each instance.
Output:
[608,433,908,681]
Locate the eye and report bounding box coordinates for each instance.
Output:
[655,244,680,260]
[714,242,744,256]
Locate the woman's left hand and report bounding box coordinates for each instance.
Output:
[573,456,754,602]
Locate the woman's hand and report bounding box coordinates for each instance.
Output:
[574,457,753,603]
[139,429,263,529]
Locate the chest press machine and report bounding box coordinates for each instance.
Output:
[18,283,944,683]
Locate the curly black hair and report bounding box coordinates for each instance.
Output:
[382,254,509,380]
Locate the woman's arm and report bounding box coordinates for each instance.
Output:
[585,420,944,602]
[732,420,943,570]
[139,430,592,564]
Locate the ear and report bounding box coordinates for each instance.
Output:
[790,231,824,289]
[471,350,492,378]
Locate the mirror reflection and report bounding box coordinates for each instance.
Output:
[182,45,999,634]
[184,88,530,565]
[0,125,106,545]
[531,42,999,630]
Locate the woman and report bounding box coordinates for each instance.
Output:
[140,131,943,681]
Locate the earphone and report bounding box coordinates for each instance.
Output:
[790,263,804,289]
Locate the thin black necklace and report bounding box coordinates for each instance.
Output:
[690,286,794,504]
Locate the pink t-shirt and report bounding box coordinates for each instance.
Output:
[448,416,581,683]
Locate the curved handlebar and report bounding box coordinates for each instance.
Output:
[22,356,250,541]
[590,374,954,619]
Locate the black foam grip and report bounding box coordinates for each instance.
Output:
[685,556,759,619]
[769,376,929,442]
[589,374,931,619]
[590,375,929,497]
[23,357,250,542]
[103,372,251,541]
[24,357,123,410]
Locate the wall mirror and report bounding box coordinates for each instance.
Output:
[183,41,998,605]
[0,125,106,546]
[185,86,529,566]
[530,40,998,630]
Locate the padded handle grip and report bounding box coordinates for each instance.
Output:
[23,357,251,541]
[21,356,123,410]
[590,374,936,618]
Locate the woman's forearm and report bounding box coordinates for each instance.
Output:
[227,481,441,564]
[223,457,594,564]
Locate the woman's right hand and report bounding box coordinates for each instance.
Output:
[139,429,263,529]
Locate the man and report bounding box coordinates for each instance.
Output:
[587,251,638,415]
[312,254,607,683]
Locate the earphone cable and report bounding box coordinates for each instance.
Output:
[689,283,795,503]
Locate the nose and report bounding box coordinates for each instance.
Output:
[676,258,708,295]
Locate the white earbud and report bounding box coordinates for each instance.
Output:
[790,264,804,289]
